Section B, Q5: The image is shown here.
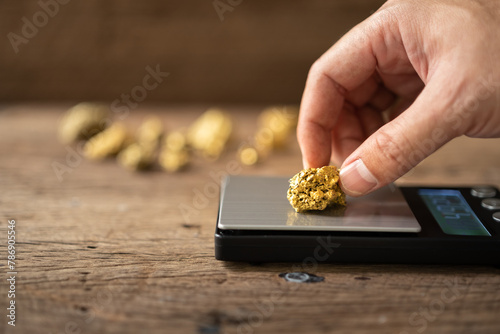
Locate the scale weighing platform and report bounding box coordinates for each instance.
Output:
[215,176,500,265]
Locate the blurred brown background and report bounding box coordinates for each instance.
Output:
[0,0,384,104]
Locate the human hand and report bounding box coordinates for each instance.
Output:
[297,0,500,196]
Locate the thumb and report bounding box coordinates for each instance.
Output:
[339,78,461,196]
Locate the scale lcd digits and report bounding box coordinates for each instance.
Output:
[215,176,500,265]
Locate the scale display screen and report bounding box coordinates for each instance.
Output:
[419,189,490,236]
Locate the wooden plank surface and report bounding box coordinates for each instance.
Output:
[1,105,500,334]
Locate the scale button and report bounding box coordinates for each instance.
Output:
[482,198,500,210]
[493,212,500,223]
[471,187,496,198]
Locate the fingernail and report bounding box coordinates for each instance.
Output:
[340,159,378,196]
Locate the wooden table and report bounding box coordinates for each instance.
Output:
[1,105,500,334]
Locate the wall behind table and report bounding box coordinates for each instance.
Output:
[0,0,384,104]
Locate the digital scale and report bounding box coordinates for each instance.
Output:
[215,176,500,265]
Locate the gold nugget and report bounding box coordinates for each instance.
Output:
[164,130,188,151]
[58,102,109,144]
[136,116,163,145]
[187,108,232,160]
[287,166,346,212]
[83,123,132,160]
[159,149,190,172]
[237,145,259,166]
[117,117,164,171]
[117,143,157,171]
[159,130,190,172]
[258,106,298,149]
[238,106,299,166]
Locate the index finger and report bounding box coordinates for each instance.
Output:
[297,19,385,168]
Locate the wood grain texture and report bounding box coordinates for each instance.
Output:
[0,0,385,103]
[0,105,500,334]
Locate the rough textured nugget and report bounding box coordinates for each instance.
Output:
[287,166,346,212]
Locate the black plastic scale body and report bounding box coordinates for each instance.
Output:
[215,176,500,265]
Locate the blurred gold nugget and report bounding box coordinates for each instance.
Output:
[136,116,163,145]
[165,130,188,151]
[159,130,190,172]
[83,123,132,160]
[187,108,232,160]
[238,145,259,166]
[118,143,157,171]
[287,166,346,213]
[239,106,298,166]
[159,149,190,172]
[257,106,298,149]
[58,102,109,144]
[117,117,164,171]
[253,128,273,156]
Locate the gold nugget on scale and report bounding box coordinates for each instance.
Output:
[287,166,346,212]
